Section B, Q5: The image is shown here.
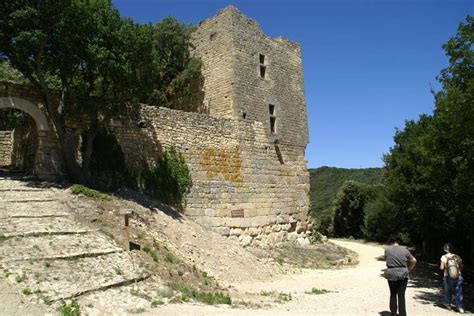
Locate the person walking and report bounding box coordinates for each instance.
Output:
[440,243,464,314]
[383,235,417,316]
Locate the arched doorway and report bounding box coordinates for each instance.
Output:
[0,97,61,179]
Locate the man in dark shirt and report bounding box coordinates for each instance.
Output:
[384,235,417,316]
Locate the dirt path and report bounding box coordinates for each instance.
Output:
[156,240,458,315]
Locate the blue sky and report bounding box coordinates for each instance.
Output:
[113,0,472,169]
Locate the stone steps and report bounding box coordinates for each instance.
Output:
[0,217,92,237]
[1,188,59,199]
[0,213,70,219]
[0,178,153,307]
[2,198,58,203]
[3,252,149,301]
[0,200,66,215]
[0,233,122,262]
[0,188,47,192]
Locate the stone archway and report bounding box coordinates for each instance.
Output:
[0,97,61,179]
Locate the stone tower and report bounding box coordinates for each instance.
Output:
[192,6,309,148]
[186,6,311,246]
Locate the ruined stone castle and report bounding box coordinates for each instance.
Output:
[0,6,310,247]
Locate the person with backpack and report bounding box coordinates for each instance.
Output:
[440,243,464,313]
[383,235,417,316]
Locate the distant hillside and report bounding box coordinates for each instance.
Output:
[309,166,383,218]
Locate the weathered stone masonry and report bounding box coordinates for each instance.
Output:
[0,130,13,166]
[114,6,311,246]
[114,104,309,247]
[0,83,63,178]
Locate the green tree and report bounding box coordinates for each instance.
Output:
[383,16,473,260]
[151,17,203,111]
[0,0,157,181]
[363,184,403,243]
[332,180,368,238]
[1,2,203,183]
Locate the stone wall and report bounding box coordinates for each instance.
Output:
[0,130,13,166]
[114,104,310,247]
[11,117,38,172]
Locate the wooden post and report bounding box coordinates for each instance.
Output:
[120,209,133,251]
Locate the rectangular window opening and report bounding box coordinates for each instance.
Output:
[269,104,275,115]
[259,54,265,64]
[260,65,266,79]
[270,116,276,134]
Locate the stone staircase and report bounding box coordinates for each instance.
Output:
[0,176,149,304]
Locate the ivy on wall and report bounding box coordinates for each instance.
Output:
[140,147,192,209]
[82,130,192,209]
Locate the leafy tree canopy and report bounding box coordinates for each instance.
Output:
[0,1,202,182]
[383,16,473,261]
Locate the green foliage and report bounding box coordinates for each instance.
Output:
[0,108,27,130]
[260,290,292,302]
[383,16,474,261]
[305,288,330,295]
[151,17,203,111]
[0,1,202,182]
[142,244,159,263]
[333,181,369,238]
[15,273,26,283]
[318,208,336,237]
[168,283,231,305]
[164,253,174,263]
[275,292,292,303]
[141,147,192,207]
[0,60,26,84]
[22,288,32,295]
[57,300,81,316]
[70,184,110,200]
[309,167,383,235]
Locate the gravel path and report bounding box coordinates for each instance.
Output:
[156,240,463,315]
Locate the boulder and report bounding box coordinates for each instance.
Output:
[216,227,230,236]
[297,237,310,247]
[239,235,252,247]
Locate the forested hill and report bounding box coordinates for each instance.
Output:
[308,166,383,218]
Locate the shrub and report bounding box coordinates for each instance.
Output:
[141,147,192,208]
[168,283,231,305]
[305,288,330,295]
[70,184,110,200]
[57,300,81,316]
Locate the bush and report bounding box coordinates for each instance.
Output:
[70,184,111,200]
[57,300,80,316]
[140,147,192,208]
[168,283,231,305]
